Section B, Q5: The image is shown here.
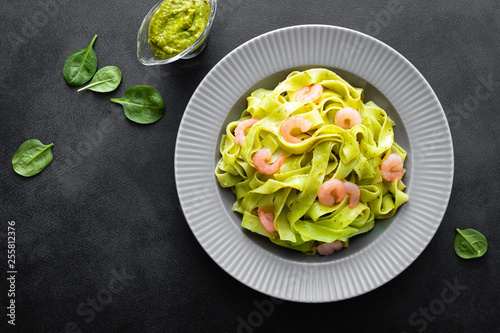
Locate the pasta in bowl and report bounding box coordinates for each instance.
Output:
[215,68,409,256]
[175,25,453,302]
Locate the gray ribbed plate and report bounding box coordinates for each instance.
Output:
[174,25,454,302]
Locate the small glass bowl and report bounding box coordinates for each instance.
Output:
[137,0,217,66]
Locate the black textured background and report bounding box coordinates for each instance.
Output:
[1,0,500,332]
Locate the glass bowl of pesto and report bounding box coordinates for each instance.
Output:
[137,0,217,66]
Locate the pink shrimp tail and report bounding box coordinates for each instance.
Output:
[295,84,323,103]
[344,181,360,208]
[235,118,259,146]
[334,107,363,129]
[280,116,313,143]
[317,240,343,255]
[257,209,276,233]
[318,179,346,207]
[381,153,404,181]
[253,149,286,175]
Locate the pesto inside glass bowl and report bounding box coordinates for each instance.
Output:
[137,0,217,66]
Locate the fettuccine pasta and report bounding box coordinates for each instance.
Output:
[215,68,409,255]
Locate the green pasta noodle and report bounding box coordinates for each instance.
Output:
[215,68,409,255]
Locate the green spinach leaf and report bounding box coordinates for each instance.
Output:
[78,66,122,93]
[12,139,54,177]
[454,228,488,259]
[63,35,98,87]
[110,85,165,124]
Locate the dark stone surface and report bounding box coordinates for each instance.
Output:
[1,0,499,332]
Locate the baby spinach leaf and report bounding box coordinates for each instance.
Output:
[12,139,54,177]
[77,66,122,93]
[110,85,165,124]
[63,35,98,87]
[454,228,488,259]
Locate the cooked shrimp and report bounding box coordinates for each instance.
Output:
[317,240,343,256]
[381,153,405,181]
[344,181,360,208]
[280,116,313,143]
[334,107,363,129]
[295,84,323,103]
[235,118,259,146]
[318,179,346,207]
[257,209,276,233]
[253,148,285,175]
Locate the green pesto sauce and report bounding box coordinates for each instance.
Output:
[148,0,210,58]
